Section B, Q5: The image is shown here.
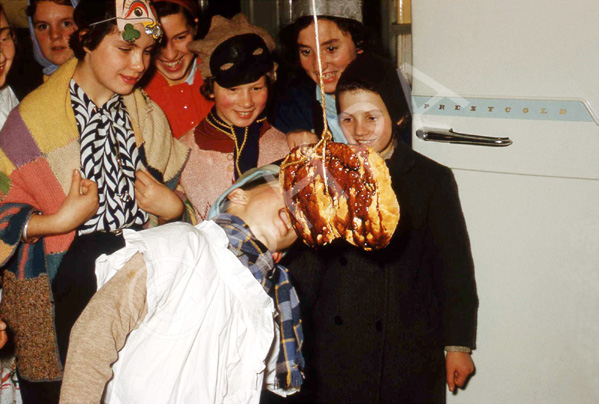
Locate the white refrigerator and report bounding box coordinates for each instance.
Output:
[411,1,599,403]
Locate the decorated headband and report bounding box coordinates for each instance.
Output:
[291,0,363,23]
[89,0,163,43]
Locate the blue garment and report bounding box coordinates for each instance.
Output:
[213,213,304,388]
[315,86,348,143]
[27,0,79,76]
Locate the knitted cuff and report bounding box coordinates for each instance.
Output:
[445,346,472,353]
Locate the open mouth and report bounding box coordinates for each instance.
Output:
[235,110,254,119]
[159,58,183,71]
[317,71,337,84]
[121,74,140,85]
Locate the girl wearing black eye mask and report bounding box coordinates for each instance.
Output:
[177,14,290,222]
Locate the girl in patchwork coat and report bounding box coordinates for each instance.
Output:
[0,0,191,402]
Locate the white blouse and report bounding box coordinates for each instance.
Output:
[95,221,284,404]
[0,86,19,130]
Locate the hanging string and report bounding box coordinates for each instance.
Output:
[311,0,330,140]
[281,0,333,183]
[310,0,332,196]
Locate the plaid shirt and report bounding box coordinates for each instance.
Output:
[214,213,304,389]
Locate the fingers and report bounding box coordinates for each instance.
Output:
[134,179,147,201]
[0,331,7,350]
[286,130,317,149]
[446,367,456,392]
[68,170,81,195]
[0,321,7,350]
[446,352,475,392]
[136,169,158,186]
[80,179,98,196]
[454,370,468,388]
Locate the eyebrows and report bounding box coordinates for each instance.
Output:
[169,28,191,38]
[115,38,155,49]
[340,108,384,116]
[298,38,340,49]
[33,16,74,24]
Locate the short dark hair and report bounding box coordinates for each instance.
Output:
[335,80,378,112]
[153,1,197,30]
[69,0,116,60]
[278,15,375,69]
[27,0,73,19]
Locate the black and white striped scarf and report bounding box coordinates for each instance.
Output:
[70,80,148,234]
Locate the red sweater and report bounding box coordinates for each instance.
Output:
[144,65,214,138]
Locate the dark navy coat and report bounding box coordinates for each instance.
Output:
[280,141,479,404]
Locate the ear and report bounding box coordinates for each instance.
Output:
[78,29,91,54]
[272,251,283,263]
[227,188,248,206]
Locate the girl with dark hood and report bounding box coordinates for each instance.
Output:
[280,54,478,404]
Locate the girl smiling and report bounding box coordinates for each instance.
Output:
[143,0,213,138]
[0,0,189,401]
[179,14,289,221]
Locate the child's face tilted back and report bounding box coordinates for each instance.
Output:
[212,75,268,127]
[338,89,393,153]
[226,181,297,252]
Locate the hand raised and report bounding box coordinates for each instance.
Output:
[134,169,183,222]
[55,170,99,233]
[0,320,7,350]
[286,130,319,149]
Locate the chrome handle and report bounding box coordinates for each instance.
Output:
[415,128,513,147]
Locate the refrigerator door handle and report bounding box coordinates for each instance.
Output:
[415,128,513,147]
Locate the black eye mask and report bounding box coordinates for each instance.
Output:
[210,33,274,88]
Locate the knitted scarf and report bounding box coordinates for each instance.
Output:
[205,107,265,179]
[213,213,304,389]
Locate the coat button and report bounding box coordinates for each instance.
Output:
[227,165,234,173]
[227,154,234,161]
[339,256,348,266]
[334,315,344,325]
[375,320,383,331]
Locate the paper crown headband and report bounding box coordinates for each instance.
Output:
[291,0,363,23]
[89,0,163,43]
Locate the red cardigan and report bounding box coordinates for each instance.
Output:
[144,64,214,138]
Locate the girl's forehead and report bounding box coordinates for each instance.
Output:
[340,89,386,111]
[298,19,349,43]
